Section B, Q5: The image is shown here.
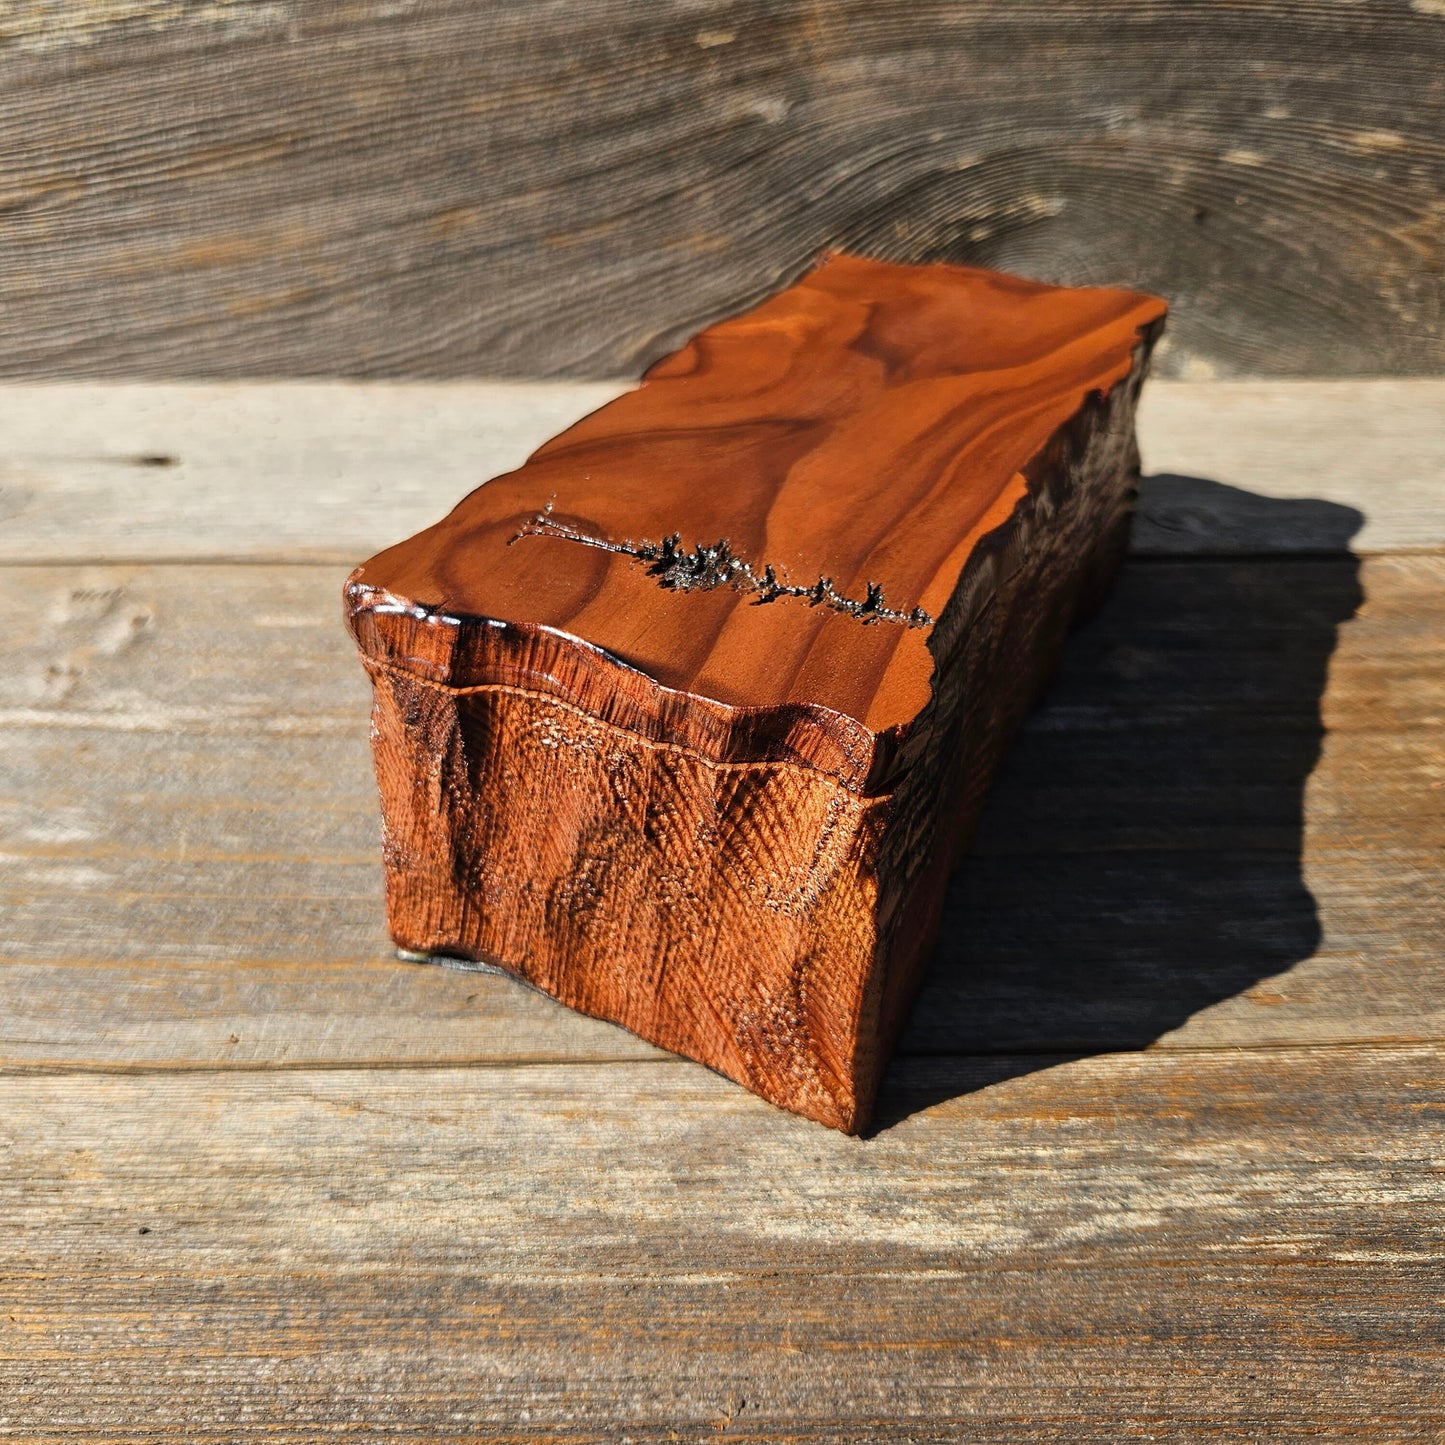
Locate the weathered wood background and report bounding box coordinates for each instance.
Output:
[1,381,1442,1438]
[1,0,1440,380]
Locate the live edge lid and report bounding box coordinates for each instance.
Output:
[346,253,1166,795]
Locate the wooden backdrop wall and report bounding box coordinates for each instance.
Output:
[1,0,1440,380]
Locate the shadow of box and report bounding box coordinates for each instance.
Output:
[880,477,1364,1128]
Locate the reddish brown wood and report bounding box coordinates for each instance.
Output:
[345,254,1167,1131]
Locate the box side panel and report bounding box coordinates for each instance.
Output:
[852,346,1157,1124]
[364,669,887,1130]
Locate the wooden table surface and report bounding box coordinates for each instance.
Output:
[2,380,1442,1441]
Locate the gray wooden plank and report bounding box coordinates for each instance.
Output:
[1134,382,1445,555]
[1,1047,1441,1439]
[1,2,1440,380]
[0,381,627,564]
[0,381,1441,563]
[1,555,1439,1067]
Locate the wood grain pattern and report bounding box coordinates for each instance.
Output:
[350,258,1166,732]
[346,255,1167,1129]
[0,1,1439,380]
[2,1049,1442,1441]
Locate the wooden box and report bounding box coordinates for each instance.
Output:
[345,254,1167,1131]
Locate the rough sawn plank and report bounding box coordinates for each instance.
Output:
[1,1049,1441,1440]
[0,1,1439,380]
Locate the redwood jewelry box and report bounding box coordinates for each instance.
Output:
[345,253,1167,1132]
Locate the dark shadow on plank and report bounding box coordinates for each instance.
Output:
[873,476,1364,1133]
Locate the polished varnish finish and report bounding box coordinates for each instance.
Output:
[346,254,1167,1131]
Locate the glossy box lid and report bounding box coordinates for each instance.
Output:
[346,254,1165,791]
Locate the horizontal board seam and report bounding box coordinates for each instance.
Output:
[3,1038,1440,1079]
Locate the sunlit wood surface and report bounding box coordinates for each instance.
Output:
[2,381,1441,1441]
